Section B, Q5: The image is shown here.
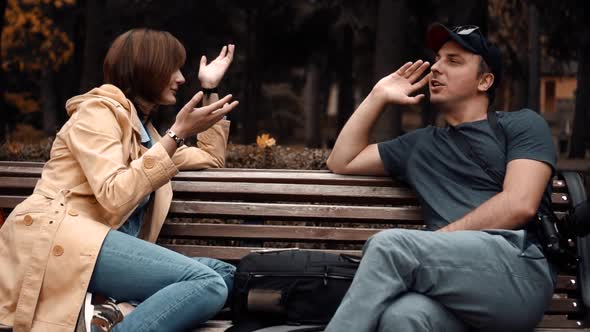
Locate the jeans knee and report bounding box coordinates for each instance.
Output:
[379,294,465,332]
[379,309,430,332]
[183,262,230,308]
[215,260,236,288]
[208,273,229,310]
[366,229,412,251]
[215,260,236,275]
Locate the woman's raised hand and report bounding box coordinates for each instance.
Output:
[372,60,431,105]
[198,44,235,89]
[171,91,238,138]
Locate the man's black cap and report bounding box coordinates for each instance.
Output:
[426,23,502,95]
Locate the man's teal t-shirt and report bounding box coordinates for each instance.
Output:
[377,109,556,231]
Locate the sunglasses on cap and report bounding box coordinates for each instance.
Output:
[451,25,481,36]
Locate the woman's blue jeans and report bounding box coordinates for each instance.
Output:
[88,230,235,332]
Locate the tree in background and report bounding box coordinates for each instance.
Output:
[0,0,11,139]
[1,0,76,135]
[0,0,587,156]
[487,0,530,111]
[534,0,589,158]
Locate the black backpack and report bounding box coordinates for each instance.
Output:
[227,249,360,332]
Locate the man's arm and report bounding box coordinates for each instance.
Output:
[326,96,387,176]
[327,60,430,175]
[438,159,552,232]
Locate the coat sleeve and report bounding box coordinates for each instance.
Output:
[171,119,230,170]
[63,99,178,223]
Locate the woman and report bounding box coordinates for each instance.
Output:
[0,28,239,332]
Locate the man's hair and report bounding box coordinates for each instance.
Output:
[477,57,496,104]
[103,28,186,106]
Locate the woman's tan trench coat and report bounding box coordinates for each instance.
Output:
[0,84,230,332]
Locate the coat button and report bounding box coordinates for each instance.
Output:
[52,245,64,256]
[144,157,155,169]
[68,209,79,216]
[23,215,33,226]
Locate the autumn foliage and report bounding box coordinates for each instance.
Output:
[1,0,76,73]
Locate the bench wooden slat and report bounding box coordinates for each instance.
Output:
[0,177,38,189]
[0,166,44,177]
[552,193,571,206]
[175,171,399,186]
[0,195,27,208]
[0,166,388,185]
[161,223,381,241]
[556,275,580,292]
[169,201,423,222]
[0,177,569,206]
[206,168,332,173]
[172,181,418,204]
[0,197,424,224]
[1,201,421,224]
[0,164,567,188]
[547,298,585,314]
[0,161,44,167]
[537,314,586,329]
[194,320,590,331]
[159,245,361,261]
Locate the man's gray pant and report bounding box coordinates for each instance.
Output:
[325,229,555,332]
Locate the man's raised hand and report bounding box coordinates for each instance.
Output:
[198,44,235,89]
[372,60,431,105]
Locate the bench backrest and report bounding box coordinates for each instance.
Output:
[0,161,585,329]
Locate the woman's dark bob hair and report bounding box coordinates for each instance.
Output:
[103,28,186,104]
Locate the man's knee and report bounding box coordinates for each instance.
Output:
[378,293,467,332]
[365,229,420,252]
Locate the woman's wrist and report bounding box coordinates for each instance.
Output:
[199,81,218,89]
[160,133,179,157]
[169,124,187,139]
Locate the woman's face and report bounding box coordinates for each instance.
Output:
[160,69,186,105]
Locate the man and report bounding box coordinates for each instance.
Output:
[325,23,556,331]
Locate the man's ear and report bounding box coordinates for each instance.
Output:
[478,73,495,92]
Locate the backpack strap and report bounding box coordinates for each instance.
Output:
[487,110,507,152]
[448,111,505,186]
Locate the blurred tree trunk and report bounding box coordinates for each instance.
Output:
[56,2,85,126]
[80,0,106,91]
[528,4,540,112]
[336,24,354,135]
[0,0,8,139]
[304,53,326,148]
[372,0,407,141]
[569,29,590,158]
[242,6,261,144]
[510,77,528,110]
[40,68,58,134]
[40,4,59,134]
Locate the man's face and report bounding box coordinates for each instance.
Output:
[429,40,483,105]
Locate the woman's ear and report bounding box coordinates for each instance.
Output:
[478,73,495,93]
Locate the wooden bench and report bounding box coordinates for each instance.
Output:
[0,160,588,331]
